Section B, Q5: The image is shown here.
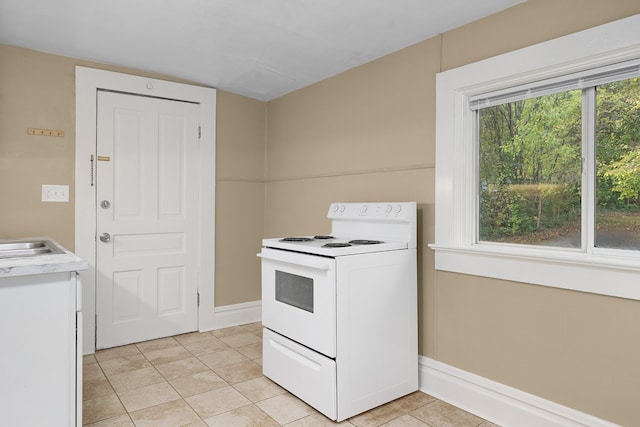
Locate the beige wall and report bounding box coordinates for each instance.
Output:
[3,0,640,423]
[265,37,440,359]
[215,91,266,305]
[265,1,640,425]
[0,44,266,307]
[0,46,77,249]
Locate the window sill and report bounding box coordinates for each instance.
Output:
[430,243,640,300]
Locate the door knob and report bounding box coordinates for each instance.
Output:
[100,200,111,209]
[99,233,111,243]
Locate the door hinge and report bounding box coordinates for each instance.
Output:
[198,125,201,139]
[197,292,200,307]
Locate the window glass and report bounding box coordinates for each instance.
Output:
[478,90,582,247]
[595,77,640,250]
[275,271,314,313]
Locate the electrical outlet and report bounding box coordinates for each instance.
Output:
[42,185,69,202]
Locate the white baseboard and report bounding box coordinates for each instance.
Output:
[419,356,619,427]
[199,300,262,332]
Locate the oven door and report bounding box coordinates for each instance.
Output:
[259,247,336,358]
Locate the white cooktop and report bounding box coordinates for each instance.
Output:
[263,202,416,256]
[262,236,407,257]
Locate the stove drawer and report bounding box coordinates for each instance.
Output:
[263,328,337,420]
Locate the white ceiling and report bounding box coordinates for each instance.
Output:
[0,0,525,101]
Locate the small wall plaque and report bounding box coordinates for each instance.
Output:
[28,128,64,137]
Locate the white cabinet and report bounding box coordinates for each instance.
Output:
[0,271,82,426]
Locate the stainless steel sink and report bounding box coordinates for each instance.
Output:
[0,240,64,258]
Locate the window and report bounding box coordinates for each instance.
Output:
[475,67,640,251]
[595,78,640,250]
[433,14,640,300]
[477,89,583,248]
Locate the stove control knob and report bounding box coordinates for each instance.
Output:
[360,205,368,213]
[395,204,402,213]
[339,204,346,213]
[386,204,393,213]
[333,204,340,212]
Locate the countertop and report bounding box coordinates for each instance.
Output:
[0,238,88,278]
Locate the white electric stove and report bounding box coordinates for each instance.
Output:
[259,202,418,421]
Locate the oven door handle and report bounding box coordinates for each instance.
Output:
[257,252,331,271]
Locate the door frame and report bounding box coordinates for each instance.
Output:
[75,66,217,354]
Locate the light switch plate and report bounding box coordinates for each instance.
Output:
[42,184,69,202]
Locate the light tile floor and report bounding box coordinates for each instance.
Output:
[83,322,500,426]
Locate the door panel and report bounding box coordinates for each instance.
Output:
[158,266,185,314]
[96,91,199,349]
[112,270,143,323]
[159,114,187,218]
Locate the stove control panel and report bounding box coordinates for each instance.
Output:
[328,202,413,220]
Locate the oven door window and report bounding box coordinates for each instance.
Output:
[275,271,313,313]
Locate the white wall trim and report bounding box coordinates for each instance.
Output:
[75,66,216,354]
[200,300,262,332]
[419,356,620,427]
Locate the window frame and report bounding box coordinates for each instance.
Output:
[432,14,640,300]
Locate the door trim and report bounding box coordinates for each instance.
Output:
[75,66,216,354]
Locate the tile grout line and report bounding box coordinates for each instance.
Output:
[89,325,486,427]
[93,351,135,426]
[115,329,268,425]
[133,336,207,425]
[160,339,208,425]
[202,329,282,425]
[101,328,302,425]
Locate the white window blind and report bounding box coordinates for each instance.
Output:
[469,60,640,110]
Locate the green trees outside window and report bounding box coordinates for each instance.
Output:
[478,76,640,250]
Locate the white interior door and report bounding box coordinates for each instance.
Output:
[96,90,200,349]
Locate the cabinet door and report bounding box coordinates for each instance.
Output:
[0,272,76,426]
